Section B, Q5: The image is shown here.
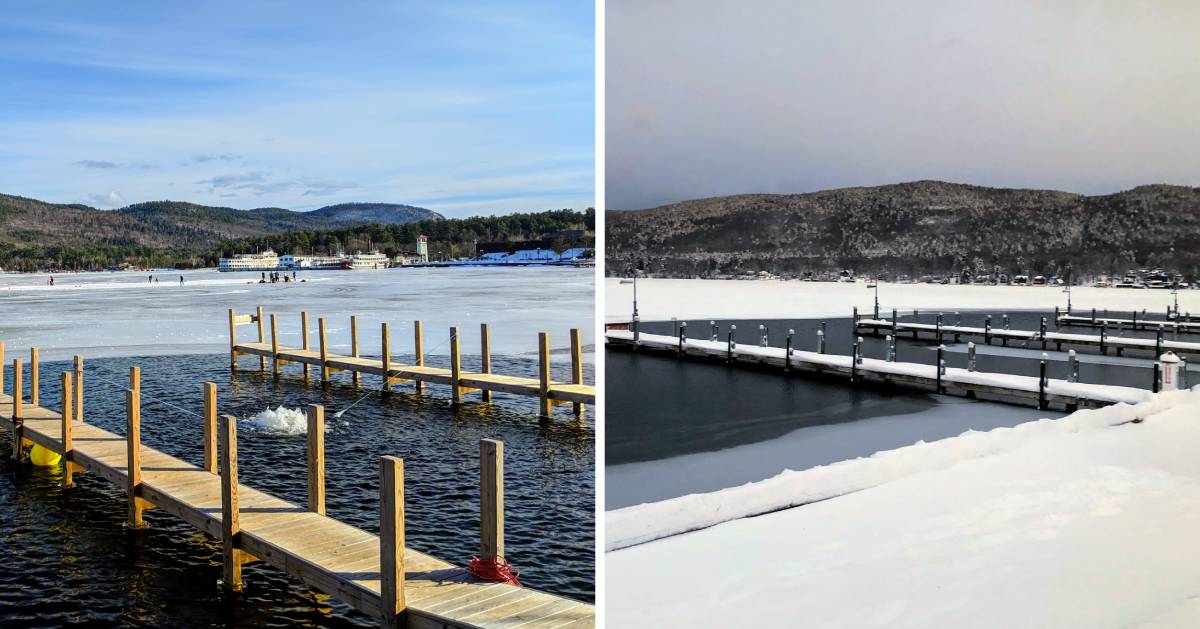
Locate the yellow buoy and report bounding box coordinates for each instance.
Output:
[30,444,61,467]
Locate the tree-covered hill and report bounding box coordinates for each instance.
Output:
[607,181,1200,281]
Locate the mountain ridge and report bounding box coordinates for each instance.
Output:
[606,180,1200,279]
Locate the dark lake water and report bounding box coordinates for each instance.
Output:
[607,309,1186,508]
[0,352,594,627]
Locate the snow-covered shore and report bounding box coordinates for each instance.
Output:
[608,387,1200,627]
[605,277,1200,322]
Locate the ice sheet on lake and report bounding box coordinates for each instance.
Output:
[0,267,594,361]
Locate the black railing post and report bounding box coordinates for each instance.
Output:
[1038,354,1048,410]
[785,329,794,372]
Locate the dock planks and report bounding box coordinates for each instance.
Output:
[856,318,1200,356]
[0,392,593,628]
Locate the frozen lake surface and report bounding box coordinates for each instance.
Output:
[0,267,594,362]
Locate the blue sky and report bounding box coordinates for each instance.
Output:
[0,1,594,216]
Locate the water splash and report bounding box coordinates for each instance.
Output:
[246,406,310,435]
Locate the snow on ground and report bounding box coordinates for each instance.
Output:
[605,277,1200,322]
[0,267,594,361]
[608,387,1200,628]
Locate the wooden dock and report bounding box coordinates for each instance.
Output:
[854,314,1200,357]
[0,344,594,628]
[1056,311,1200,335]
[606,330,1153,410]
[229,308,594,418]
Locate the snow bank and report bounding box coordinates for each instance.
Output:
[607,389,1192,551]
[606,277,1200,322]
[608,388,1200,628]
[245,406,311,435]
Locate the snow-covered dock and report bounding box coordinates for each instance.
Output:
[605,330,1153,410]
[1057,312,1200,335]
[855,316,1200,357]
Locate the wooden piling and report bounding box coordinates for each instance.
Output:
[10,359,21,462]
[350,316,360,387]
[270,313,280,376]
[203,382,218,474]
[480,439,504,562]
[480,323,492,403]
[450,326,462,404]
[127,366,145,528]
[60,372,74,487]
[307,405,325,515]
[570,328,584,416]
[381,322,392,391]
[538,332,552,418]
[318,318,330,383]
[219,414,251,590]
[228,308,238,369]
[256,306,266,371]
[300,311,311,379]
[413,320,424,394]
[30,347,38,407]
[73,355,83,423]
[379,456,407,627]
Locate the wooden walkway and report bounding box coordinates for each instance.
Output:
[606,330,1153,410]
[230,309,594,418]
[854,317,1200,357]
[1056,313,1200,335]
[0,355,593,628]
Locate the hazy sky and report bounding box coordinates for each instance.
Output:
[607,0,1200,209]
[0,1,593,216]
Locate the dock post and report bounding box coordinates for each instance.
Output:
[817,328,825,354]
[1132,311,1138,330]
[678,322,688,356]
[1100,323,1108,355]
[985,315,992,344]
[852,307,858,325]
[480,324,492,403]
[727,325,737,363]
[29,347,38,407]
[759,324,768,347]
[380,456,407,628]
[1156,326,1164,357]
[219,414,251,590]
[203,382,217,474]
[571,328,584,416]
[1091,307,1096,323]
[318,318,330,383]
[450,327,462,404]
[10,359,22,462]
[480,439,504,564]
[891,310,897,338]
[381,322,392,391]
[936,345,945,394]
[413,320,425,394]
[256,306,266,372]
[1038,354,1048,409]
[300,311,311,380]
[73,355,83,423]
[851,339,859,384]
[936,314,943,345]
[270,314,280,376]
[127,366,146,528]
[967,342,976,372]
[350,316,360,387]
[60,372,74,488]
[887,335,896,362]
[1153,362,1161,393]
[0,340,5,397]
[307,405,325,515]
[1040,316,1047,350]
[1068,350,1079,382]
[538,332,552,418]
[785,329,794,372]
[710,321,718,342]
[228,308,238,370]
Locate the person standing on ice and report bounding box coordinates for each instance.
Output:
[179,275,184,285]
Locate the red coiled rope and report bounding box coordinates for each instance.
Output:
[468,555,522,586]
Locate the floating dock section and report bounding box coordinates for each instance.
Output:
[229,307,594,419]
[854,312,1200,357]
[0,343,594,628]
[606,330,1154,411]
